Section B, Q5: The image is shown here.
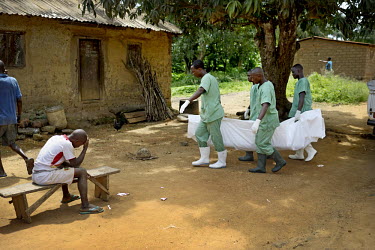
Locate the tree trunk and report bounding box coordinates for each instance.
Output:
[184,56,191,74]
[255,10,298,120]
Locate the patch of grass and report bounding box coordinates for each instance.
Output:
[172,80,251,97]
[172,69,250,97]
[172,69,248,88]
[286,72,368,104]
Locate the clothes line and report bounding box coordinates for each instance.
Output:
[187,109,326,151]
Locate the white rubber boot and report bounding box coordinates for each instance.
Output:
[288,148,304,160]
[192,147,210,166]
[304,144,317,162]
[209,150,227,169]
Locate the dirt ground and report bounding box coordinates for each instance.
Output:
[0,91,374,249]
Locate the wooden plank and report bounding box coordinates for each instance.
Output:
[12,194,31,223]
[87,166,120,178]
[0,167,119,198]
[26,184,61,217]
[0,183,57,198]
[93,176,109,202]
[123,110,146,119]
[127,116,147,124]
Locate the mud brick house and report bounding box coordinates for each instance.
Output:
[294,36,375,81]
[0,0,181,121]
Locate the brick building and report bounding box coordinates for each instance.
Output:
[294,36,375,81]
[0,0,181,121]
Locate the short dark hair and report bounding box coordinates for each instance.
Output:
[192,60,204,69]
[328,57,331,61]
[292,64,303,70]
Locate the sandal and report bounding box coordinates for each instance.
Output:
[61,194,80,204]
[79,206,104,214]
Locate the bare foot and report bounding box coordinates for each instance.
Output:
[26,158,34,175]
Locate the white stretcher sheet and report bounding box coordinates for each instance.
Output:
[187,109,326,151]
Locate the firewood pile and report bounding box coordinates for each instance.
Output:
[126,51,174,122]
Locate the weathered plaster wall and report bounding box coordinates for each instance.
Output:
[364,46,375,81]
[294,39,375,81]
[0,14,173,121]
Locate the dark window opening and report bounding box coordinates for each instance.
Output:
[127,43,142,66]
[0,31,25,68]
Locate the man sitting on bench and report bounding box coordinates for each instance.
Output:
[32,129,104,214]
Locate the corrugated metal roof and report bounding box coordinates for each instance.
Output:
[298,36,375,47]
[0,0,182,34]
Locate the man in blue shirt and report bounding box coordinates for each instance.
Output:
[319,57,333,71]
[0,60,34,177]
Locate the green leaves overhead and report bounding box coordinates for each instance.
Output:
[81,0,374,42]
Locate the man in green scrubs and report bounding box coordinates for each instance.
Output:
[288,64,317,162]
[238,69,258,161]
[249,68,286,173]
[180,60,227,169]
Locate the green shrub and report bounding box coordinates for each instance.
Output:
[287,72,368,104]
[171,85,200,96]
[172,73,200,87]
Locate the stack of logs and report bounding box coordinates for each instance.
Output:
[126,51,174,122]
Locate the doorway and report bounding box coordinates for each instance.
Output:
[79,39,101,101]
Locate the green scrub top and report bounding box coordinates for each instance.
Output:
[289,77,312,117]
[256,81,280,130]
[199,73,225,123]
[249,84,259,121]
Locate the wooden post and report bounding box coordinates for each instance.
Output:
[12,194,31,223]
[93,176,109,201]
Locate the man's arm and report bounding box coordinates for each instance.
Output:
[59,161,73,168]
[188,87,206,102]
[251,103,270,133]
[180,87,206,113]
[69,139,89,168]
[257,103,270,120]
[297,92,306,111]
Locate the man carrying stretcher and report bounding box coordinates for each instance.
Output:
[248,68,286,173]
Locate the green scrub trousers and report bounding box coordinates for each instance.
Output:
[255,125,276,155]
[254,81,280,155]
[195,118,225,152]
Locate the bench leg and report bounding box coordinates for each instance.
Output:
[94,176,109,202]
[12,194,31,223]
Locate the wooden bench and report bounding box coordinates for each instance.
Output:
[0,166,120,223]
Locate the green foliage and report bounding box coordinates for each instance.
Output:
[172,68,248,87]
[172,85,201,96]
[172,73,200,87]
[172,26,260,73]
[286,72,368,104]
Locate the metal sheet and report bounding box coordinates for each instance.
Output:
[0,0,181,34]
